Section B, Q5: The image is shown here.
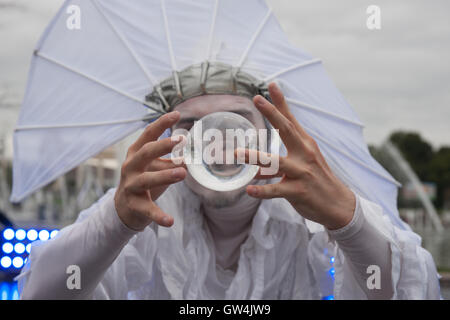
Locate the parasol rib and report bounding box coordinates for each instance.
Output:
[279,79,364,127]
[264,58,322,82]
[92,0,159,86]
[237,7,273,68]
[286,97,364,127]
[161,0,178,72]
[35,51,164,115]
[161,0,182,99]
[206,0,220,61]
[303,124,401,187]
[14,113,159,132]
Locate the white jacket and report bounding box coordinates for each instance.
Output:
[17,182,441,299]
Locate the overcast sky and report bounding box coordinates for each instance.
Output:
[1,0,449,148]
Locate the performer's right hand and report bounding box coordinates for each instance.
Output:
[114,111,186,231]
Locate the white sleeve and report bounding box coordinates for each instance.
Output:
[329,193,441,300]
[17,188,138,300]
[326,194,393,299]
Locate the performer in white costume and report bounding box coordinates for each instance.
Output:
[17,83,441,300]
[10,0,441,300]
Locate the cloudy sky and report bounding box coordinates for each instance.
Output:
[1,0,449,149]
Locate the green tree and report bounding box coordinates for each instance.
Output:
[389,131,434,181]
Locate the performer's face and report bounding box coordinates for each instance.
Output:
[172,95,266,207]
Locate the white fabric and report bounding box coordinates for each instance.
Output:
[201,193,262,271]
[12,0,408,236]
[17,183,441,300]
[326,194,393,299]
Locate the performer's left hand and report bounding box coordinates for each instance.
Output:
[236,83,355,230]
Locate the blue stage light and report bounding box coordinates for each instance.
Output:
[50,230,59,239]
[329,267,336,276]
[12,257,24,269]
[2,243,13,254]
[322,295,334,300]
[27,229,38,241]
[14,243,26,255]
[0,283,9,300]
[2,228,14,241]
[26,244,31,254]
[15,229,26,241]
[330,256,335,264]
[38,230,50,241]
[1,256,12,268]
[11,287,19,300]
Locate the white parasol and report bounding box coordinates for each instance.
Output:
[11,0,407,230]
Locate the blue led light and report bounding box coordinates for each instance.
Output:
[330,256,335,264]
[1,256,12,268]
[27,229,38,241]
[2,228,14,241]
[14,243,26,255]
[0,282,19,300]
[322,295,334,300]
[26,244,31,254]
[1,283,9,300]
[38,230,50,241]
[15,229,26,241]
[329,267,336,276]
[50,230,59,239]
[12,257,24,269]
[11,288,19,300]
[2,243,13,254]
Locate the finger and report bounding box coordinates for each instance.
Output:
[128,168,186,192]
[146,158,186,172]
[126,196,174,227]
[254,167,284,180]
[267,82,309,139]
[246,183,285,199]
[148,202,174,227]
[128,111,180,155]
[235,148,298,177]
[128,136,183,172]
[253,95,301,151]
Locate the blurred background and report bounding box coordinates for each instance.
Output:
[1,0,449,299]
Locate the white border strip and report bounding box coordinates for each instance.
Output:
[237,8,272,68]
[264,59,322,82]
[35,51,163,114]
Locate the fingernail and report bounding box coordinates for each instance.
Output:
[235,148,246,163]
[255,96,266,108]
[171,135,182,142]
[172,167,184,179]
[162,216,171,225]
[168,111,179,120]
[271,82,281,94]
[247,186,258,196]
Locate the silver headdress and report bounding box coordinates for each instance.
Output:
[145,61,270,112]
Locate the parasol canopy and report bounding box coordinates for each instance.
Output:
[11,0,408,230]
